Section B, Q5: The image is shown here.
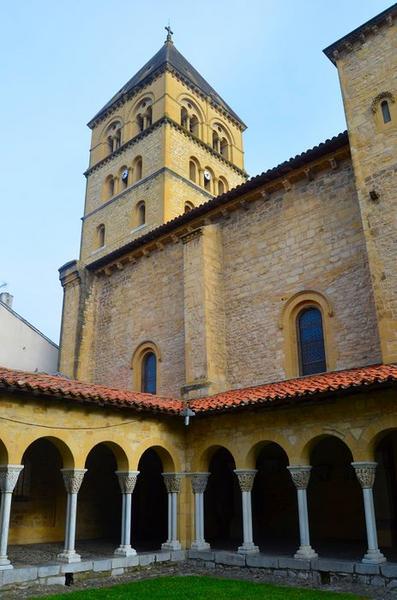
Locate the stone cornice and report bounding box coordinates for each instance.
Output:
[86,136,350,277]
[85,116,248,179]
[324,4,397,65]
[88,64,246,132]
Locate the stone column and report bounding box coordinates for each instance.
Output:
[0,465,24,569]
[161,473,182,551]
[352,462,386,564]
[234,469,259,554]
[287,465,318,560]
[114,471,139,557]
[190,473,210,550]
[57,469,87,563]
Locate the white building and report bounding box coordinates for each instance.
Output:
[0,292,58,373]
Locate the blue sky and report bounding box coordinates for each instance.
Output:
[1,0,392,343]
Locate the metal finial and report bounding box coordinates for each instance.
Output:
[165,23,173,43]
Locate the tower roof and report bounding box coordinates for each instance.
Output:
[88,37,246,129]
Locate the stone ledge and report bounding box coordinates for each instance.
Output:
[188,550,215,561]
[214,551,246,566]
[355,562,380,575]
[60,560,93,574]
[37,564,61,578]
[246,554,279,568]
[312,558,355,573]
[3,566,38,585]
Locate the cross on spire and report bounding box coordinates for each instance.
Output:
[165,23,173,43]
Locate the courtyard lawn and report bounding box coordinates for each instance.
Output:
[36,575,368,599]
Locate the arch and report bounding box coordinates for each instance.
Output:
[99,116,124,141]
[211,119,235,149]
[103,174,115,200]
[189,156,200,183]
[279,290,336,378]
[184,201,195,213]
[82,440,129,471]
[371,91,395,114]
[297,307,326,376]
[0,439,9,465]
[193,443,237,472]
[218,176,229,196]
[129,93,155,119]
[134,201,146,227]
[131,341,160,392]
[131,95,154,135]
[373,430,397,551]
[299,432,351,464]
[178,95,205,123]
[132,156,143,182]
[100,117,124,155]
[308,435,365,556]
[96,223,105,249]
[132,440,179,472]
[245,439,291,470]
[19,435,75,468]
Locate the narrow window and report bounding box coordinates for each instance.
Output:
[184,201,194,213]
[181,107,188,128]
[146,106,152,128]
[218,179,225,195]
[135,158,142,181]
[190,115,199,136]
[97,224,105,248]
[137,114,144,132]
[121,168,129,189]
[137,202,145,226]
[220,138,229,159]
[381,100,392,124]
[212,131,220,152]
[107,176,115,198]
[141,352,156,393]
[297,307,326,376]
[115,130,121,150]
[107,137,113,155]
[189,160,197,183]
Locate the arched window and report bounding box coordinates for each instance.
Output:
[297,307,326,376]
[133,157,143,182]
[137,201,146,226]
[105,121,122,155]
[220,137,229,159]
[181,107,188,128]
[120,166,129,189]
[381,100,392,124]
[97,224,105,248]
[189,160,197,183]
[184,201,194,213]
[218,177,228,195]
[107,176,115,198]
[137,114,144,132]
[141,352,157,394]
[204,167,213,192]
[212,131,220,153]
[190,115,199,136]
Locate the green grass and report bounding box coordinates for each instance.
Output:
[36,575,368,599]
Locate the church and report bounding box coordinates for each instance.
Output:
[0,3,397,589]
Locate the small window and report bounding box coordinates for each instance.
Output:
[381,100,392,124]
[134,157,143,182]
[181,107,188,128]
[218,180,225,195]
[212,131,220,152]
[107,176,115,198]
[189,160,197,183]
[184,201,194,213]
[137,202,145,226]
[190,115,199,136]
[297,307,326,376]
[137,114,144,132]
[97,224,105,248]
[141,352,156,394]
[220,138,229,159]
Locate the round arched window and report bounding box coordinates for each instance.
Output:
[297,307,326,376]
[141,352,157,394]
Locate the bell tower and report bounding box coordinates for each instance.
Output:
[78,28,247,267]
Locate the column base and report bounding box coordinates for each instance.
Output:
[57,550,82,563]
[294,545,318,560]
[190,541,211,551]
[0,557,12,570]
[161,541,182,551]
[114,546,137,557]
[362,549,386,564]
[237,543,259,555]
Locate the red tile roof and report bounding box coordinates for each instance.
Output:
[0,367,182,414]
[190,364,397,414]
[0,364,396,416]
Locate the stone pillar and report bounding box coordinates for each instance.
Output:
[234,469,259,554]
[57,469,87,563]
[114,471,139,557]
[352,462,386,564]
[190,473,210,550]
[287,466,318,560]
[161,473,182,551]
[0,465,24,569]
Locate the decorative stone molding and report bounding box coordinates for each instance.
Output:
[287,466,312,490]
[116,471,139,494]
[162,472,183,493]
[352,462,377,489]
[0,466,24,493]
[190,473,210,494]
[234,469,257,492]
[181,228,203,245]
[61,469,87,494]
[371,91,395,113]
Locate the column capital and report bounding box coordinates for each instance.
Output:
[0,465,23,493]
[352,462,377,489]
[234,469,257,492]
[61,469,87,494]
[189,472,210,494]
[287,465,312,489]
[116,471,139,494]
[162,472,183,493]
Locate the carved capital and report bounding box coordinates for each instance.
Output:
[352,462,377,489]
[287,465,312,489]
[61,469,87,494]
[0,465,24,493]
[162,472,183,493]
[190,472,210,494]
[234,469,257,492]
[116,471,139,494]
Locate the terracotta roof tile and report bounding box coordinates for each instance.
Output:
[190,364,397,413]
[0,367,182,414]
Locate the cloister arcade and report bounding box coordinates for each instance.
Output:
[1,425,397,570]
